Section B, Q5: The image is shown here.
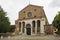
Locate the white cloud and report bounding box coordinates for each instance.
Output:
[50,0,60,7]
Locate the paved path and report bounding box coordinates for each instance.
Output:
[0,35,60,40]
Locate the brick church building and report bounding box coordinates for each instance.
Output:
[15,4,54,35]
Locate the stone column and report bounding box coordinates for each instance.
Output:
[31,23,32,35]
[40,18,45,34]
[40,20,41,33]
[35,21,37,34]
[24,23,26,35]
[21,23,23,33]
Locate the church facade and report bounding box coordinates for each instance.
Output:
[15,5,54,35]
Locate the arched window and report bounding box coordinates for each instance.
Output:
[19,22,21,32]
[22,22,25,33]
[32,21,35,33]
[37,20,40,33]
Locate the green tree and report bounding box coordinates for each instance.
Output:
[0,6,10,33]
[52,12,60,35]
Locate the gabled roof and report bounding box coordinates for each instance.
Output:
[19,4,43,13]
[27,4,43,8]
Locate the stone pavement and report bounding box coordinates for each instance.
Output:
[0,35,60,40]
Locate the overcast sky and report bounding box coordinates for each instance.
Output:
[0,0,60,25]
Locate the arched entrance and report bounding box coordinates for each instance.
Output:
[26,24,31,35]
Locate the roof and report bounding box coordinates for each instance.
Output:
[27,4,43,8]
[19,4,43,13]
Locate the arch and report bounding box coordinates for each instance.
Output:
[19,22,21,32]
[22,22,25,33]
[26,24,31,35]
[37,20,40,33]
[32,20,35,33]
[26,24,31,28]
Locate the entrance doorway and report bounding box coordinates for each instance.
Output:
[26,24,31,35]
[26,28,31,35]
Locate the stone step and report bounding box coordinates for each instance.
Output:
[0,35,59,40]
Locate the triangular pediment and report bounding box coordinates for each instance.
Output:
[19,4,43,13]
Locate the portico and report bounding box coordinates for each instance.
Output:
[18,18,45,35]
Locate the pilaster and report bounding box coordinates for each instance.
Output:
[35,21,37,34]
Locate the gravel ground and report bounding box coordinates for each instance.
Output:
[0,35,60,40]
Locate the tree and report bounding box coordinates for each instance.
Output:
[0,6,10,33]
[52,12,60,35]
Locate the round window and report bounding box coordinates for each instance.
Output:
[27,12,32,17]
